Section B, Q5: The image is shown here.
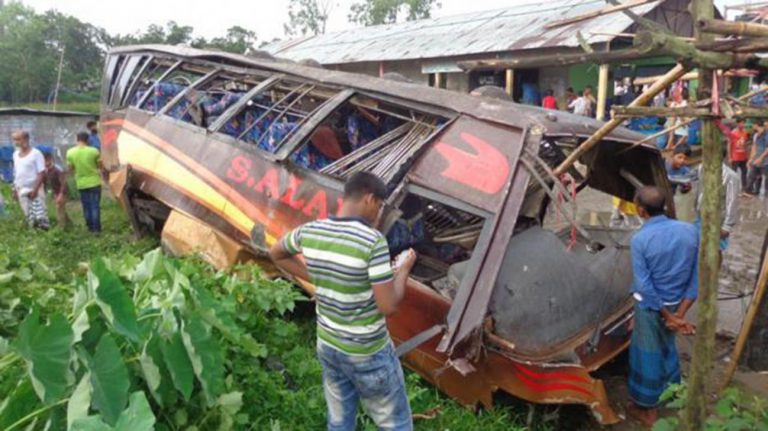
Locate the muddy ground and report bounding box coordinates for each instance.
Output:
[556,188,768,430]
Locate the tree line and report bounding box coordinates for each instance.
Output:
[0,0,437,104]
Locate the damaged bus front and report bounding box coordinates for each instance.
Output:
[100,45,671,424]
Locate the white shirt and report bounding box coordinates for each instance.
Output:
[569,97,589,116]
[13,148,45,193]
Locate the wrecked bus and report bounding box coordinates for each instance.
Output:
[100,45,671,424]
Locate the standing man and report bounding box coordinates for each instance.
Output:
[269,172,416,431]
[67,132,102,233]
[43,152,70,228]
[627,186,698,427]
[86,120,101,151]
[569,91,589,116]
[541,89,558,110]
[716,118,750,189]
[11,130,49,229]
[746,119,768,196]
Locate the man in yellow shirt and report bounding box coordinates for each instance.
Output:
[66,132,102,233]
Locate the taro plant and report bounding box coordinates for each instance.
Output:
[653,383,768,431]
[0,248,304,430]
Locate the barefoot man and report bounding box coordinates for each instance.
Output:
[627,186,698,427]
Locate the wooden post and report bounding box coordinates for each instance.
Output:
[698,18,768,38]
[683,0,721,428]
[597,64,609,120]
[505,69,514,97]
[553,63,688,176]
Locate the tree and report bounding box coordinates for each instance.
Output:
[348,0,440,26]
[205,26,257,54]
[284,0,334,37]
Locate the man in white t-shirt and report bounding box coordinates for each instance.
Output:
[12,130,49,229]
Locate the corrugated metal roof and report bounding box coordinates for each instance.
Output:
[266,0,663,64]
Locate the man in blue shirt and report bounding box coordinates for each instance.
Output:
[86,121,101,151]
[627,186,698,427]
[747,119,768,196]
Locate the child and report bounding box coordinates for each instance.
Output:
[43,152,70,228]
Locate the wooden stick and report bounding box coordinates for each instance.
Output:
[552,63,688,177]
[721,250,768,389]
[457,46,655,71]
[612,106,712,117]
[696,37,768,53]
[698,18,768,38]
[545,0,656,30]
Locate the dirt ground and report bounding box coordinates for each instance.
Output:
[551,188,768,430]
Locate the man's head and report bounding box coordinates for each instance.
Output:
[86,121,98,133]
[342,172,387,225]
[584,85,593,96]
[671,144,692,169]
[737,118,746,130]
[43,152,54,169]
[76,131,90,145]
[545,89,554,97]
[566,87,574,94]
[11,130,30,150]
[634,186,666,219]
[763,119,768,129]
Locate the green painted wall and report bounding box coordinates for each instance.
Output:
[568,63,600,93]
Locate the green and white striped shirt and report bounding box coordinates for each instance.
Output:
[283,217,394,356]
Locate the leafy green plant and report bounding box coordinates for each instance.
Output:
[653,383,768,431]
[0,248,303,430]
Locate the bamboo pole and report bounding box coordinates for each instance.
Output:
[721,249,768,388]
[698,18,768,38]
[597,64,609,120]
[505,69,514,97]
[552,63,688,176]
[683,0,721,428]
[612,106,712,117]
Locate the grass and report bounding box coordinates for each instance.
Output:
[0,101,99,114]
[0,183,557,430]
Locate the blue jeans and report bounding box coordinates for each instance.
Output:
[316,342,412,431]
[79,186,101,232]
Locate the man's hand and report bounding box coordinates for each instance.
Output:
[27,189,37,200]
[55,193,65,205]
[12,189,18,202]
[664,314,696,335]
[720,229,730,240]
[393,249,417,273]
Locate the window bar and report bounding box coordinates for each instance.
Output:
[236,82,311,141]
[137,60,183,110]
[254,84,317,150]
[158,68,221,117]
[121,55,155,107]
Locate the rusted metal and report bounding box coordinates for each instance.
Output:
[100,44,674,425]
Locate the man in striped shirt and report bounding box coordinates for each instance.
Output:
[270,172,417,431]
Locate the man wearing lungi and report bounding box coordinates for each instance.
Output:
[627,186,698,427]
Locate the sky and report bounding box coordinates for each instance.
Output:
[17,0,755,43]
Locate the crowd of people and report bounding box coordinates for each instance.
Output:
[2,120,104,233]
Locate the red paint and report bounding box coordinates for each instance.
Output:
[512,367,594,397]
[434,132,510,194]
[102,129,119,149]
[280,175,305,210]
[512,363,591,384]
[303,190,328,219]
[226,155,251,183]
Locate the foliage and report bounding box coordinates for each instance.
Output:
[0,247,304,429]
[0,2,106,103]
[653,383,768,431]
[348,0,440,26]
[284,0,334,37]
[202,26,258,55]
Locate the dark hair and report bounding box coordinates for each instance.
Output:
[344,172,387,201]
[635,186,666,216]
[566,87,574,92]
[77,131,90,143]
[43,152,53,160]
[673,144,692,157]
[585,85,593,90]
[737,118,746,124]
[682,88,689,99]
[86,120,97,128]
[545,89,554,96]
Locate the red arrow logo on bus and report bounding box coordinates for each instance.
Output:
[434,132,510,194]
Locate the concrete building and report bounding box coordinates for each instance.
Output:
[266,0,702,118]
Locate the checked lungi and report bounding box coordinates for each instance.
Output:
[628,305,682,408]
